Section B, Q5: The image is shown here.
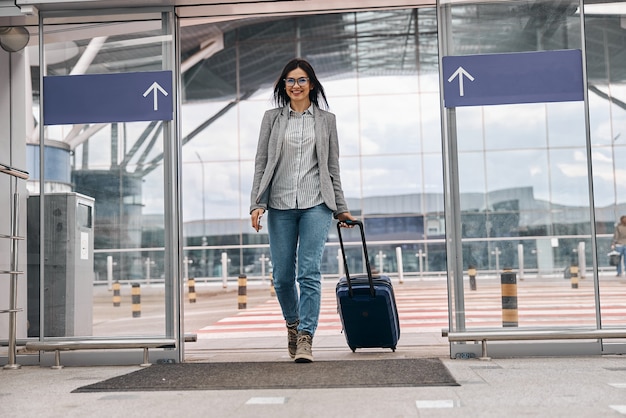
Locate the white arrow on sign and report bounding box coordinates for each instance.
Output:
[143,81,169,111]
[447,66,475,97]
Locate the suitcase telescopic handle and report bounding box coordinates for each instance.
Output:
[337,219,375,297]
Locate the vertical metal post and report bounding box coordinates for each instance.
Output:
[377,250,386,274]
[578,241,586,279]
[221,252,228,288]
[396,247,404,284]
[437,2,466,332]
[578,0,602,328]
[4,191,21,369]
[145,257,151,285]
[518,244,524,280]
[37,10,46,348]
[259,253,268,284]
[492,247,501,274]
[417,248,425,278]
[107,255,113,290]
[337,248,344,278]
[161,9,184,362]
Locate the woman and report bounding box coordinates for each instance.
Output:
[250,58,356,363]
[612,215,626,276]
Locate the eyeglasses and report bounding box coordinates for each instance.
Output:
[284,77,309,87]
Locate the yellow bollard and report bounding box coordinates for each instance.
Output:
[238,274,247,309]
[131,283,141,318]
[501,269,518,327]
[188,278,196,303]
[570,265,579,289]
[112,281,121,307]
[468,266,477,291]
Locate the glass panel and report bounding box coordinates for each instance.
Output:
[588,90,613,146]
[179,8,446,344]
[585,5,626,331]
[361,155,422,198]
[181,102,239,162]
[352,10,420,95]
[329,96,361,156]
[31,13,172,339]
[441,0,598,333]
[359,92,421,155]
[423,153,444,195]
[420,90,443,154]
[547,102,587,148]
[484,104,547,150]
[456,107,484,152]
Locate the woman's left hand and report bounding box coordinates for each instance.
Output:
[337,212,357,228]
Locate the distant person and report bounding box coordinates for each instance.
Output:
[611,215,626,276]
[249,58,356,362]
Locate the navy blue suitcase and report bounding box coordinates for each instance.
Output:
[336,220,400,352]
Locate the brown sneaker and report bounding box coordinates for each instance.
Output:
[294,331,313,363]
[286,320,299,358]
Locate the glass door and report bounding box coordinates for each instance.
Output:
[30,8,182,364]
[437,0,624,356]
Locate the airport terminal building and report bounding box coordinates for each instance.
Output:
[2,0,626,366]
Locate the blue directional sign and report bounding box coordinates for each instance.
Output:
[442,49,584,108]
[43,71,173,125]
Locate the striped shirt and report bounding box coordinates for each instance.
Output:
[269,105,324,210]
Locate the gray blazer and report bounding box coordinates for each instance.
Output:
[250,105,349,218]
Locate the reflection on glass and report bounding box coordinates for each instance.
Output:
[360,155,422,197]
[31,18,171,339]
[25,4,626,344]
[483,104,547,150]
[443,0,603,332]
[456,107,484,152]
[359,93,421,155]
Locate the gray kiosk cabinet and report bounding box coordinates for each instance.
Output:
[27,193,95,337]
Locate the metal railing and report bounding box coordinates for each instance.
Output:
[25,338,177,369]
[0,162,28,370]
[443,328,626,359]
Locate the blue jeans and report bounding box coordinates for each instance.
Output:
[616,245,626,275]
[267,204,333,336]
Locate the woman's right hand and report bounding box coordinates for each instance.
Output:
[251,208,265,232]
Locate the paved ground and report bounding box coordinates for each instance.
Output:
[2,277,626,417]
[2,352,626,417]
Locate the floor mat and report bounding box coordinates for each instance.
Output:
[73,358,458,392]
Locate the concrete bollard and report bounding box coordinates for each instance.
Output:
[501,269,518,327]
[238,274,247,309]
[132,283,141,318]
[570,265,579,289]
[468,265,477,291]
[396,247,404,284]
[112,281,121,307]
[188,278,196,303]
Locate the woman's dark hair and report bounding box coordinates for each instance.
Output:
[273,58,329,109]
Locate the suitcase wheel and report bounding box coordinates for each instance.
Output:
[391,347,396,352]
[350,346,356,352]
